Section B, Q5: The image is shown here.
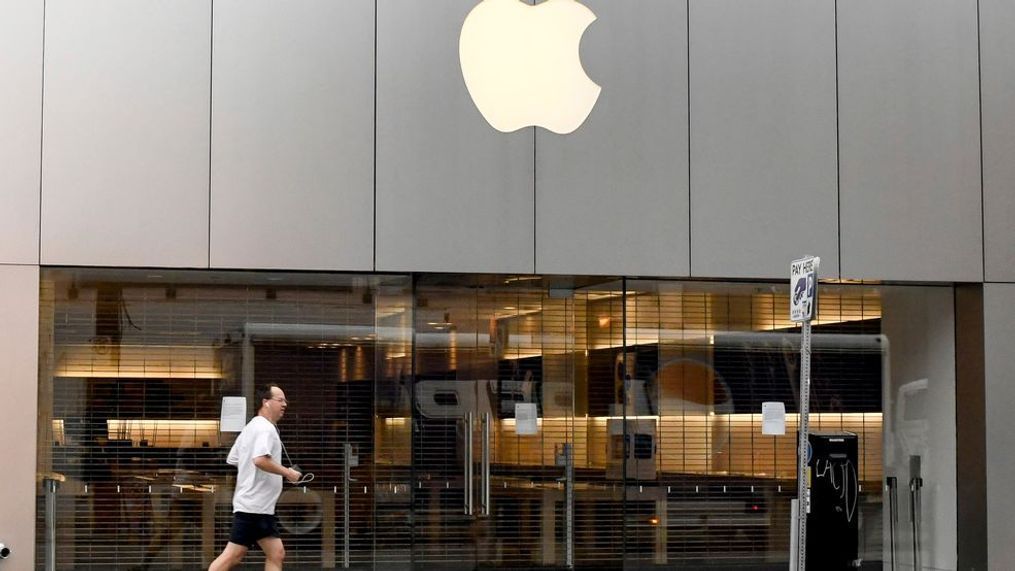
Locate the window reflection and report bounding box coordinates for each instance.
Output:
[37,271,894,569]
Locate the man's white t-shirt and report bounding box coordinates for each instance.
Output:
[227,415,283,514]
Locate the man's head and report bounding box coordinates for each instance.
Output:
[257,383,288,424]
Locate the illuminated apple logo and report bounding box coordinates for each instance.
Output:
[459,0,601,135]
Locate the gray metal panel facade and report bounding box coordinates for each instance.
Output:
[981,0,1015,283]
[838,0,981,282]
[41,0,211,268]
[984,284,1015,569]
[0,0,42,265]
[376,0,534,274]
[210,0,374,271]
[0,266,40,565]
[689,0,838,280]
[4,0,1009,281]
[535,0,688,277]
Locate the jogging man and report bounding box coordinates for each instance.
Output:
[209,384,301,571]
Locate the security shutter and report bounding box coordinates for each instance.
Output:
[37,269,411,570]
[37,270,889,569]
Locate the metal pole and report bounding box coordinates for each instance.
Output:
[795,320,813,571]
[45,478,59,571]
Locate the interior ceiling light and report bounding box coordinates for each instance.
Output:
[503,275,542,284]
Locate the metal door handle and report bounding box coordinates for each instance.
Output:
[465,412,474,515]
[343,443,352,569]
[481,412,490,516]
[886,476,897,571]
[910,476,923,571]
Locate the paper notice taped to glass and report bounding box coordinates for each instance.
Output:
[220,396,247,432]
[762,401,786,435]
[515,402,538,435]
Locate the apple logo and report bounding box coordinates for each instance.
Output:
[459,0,601,135]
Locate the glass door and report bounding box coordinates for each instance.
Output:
[412,285,480,570]
[374,279,415,570]
[483,287,576,569]
[412,282,576,570]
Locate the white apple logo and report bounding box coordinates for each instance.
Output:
[459,0,601,135]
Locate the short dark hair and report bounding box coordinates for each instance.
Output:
[257,383,282,409]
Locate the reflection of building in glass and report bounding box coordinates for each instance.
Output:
[35,273,901,568]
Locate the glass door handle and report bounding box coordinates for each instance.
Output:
[465,412,474,516]
[910,476,923,571]
[886,476,897,571]
[481,412,490,516]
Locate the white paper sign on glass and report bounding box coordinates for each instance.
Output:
[515,402,539,435]
[761,401,786,436]
[220,397,247,432]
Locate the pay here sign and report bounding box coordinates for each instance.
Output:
[790,256,820,323]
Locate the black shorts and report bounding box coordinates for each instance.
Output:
[229,512,280,548]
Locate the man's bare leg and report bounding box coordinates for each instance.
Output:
[258,536,286,571]
[208,542,247,571]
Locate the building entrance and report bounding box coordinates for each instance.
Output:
[410,282,577,569]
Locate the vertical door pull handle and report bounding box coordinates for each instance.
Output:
[465,412,474,515]
[481,412,491,515]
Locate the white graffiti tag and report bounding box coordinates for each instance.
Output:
[815,458,858,523]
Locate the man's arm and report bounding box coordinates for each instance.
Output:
[252,455,301,483]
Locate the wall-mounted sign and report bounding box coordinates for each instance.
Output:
[460,0,601,134]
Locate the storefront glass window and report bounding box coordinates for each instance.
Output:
[35,270,953,569]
